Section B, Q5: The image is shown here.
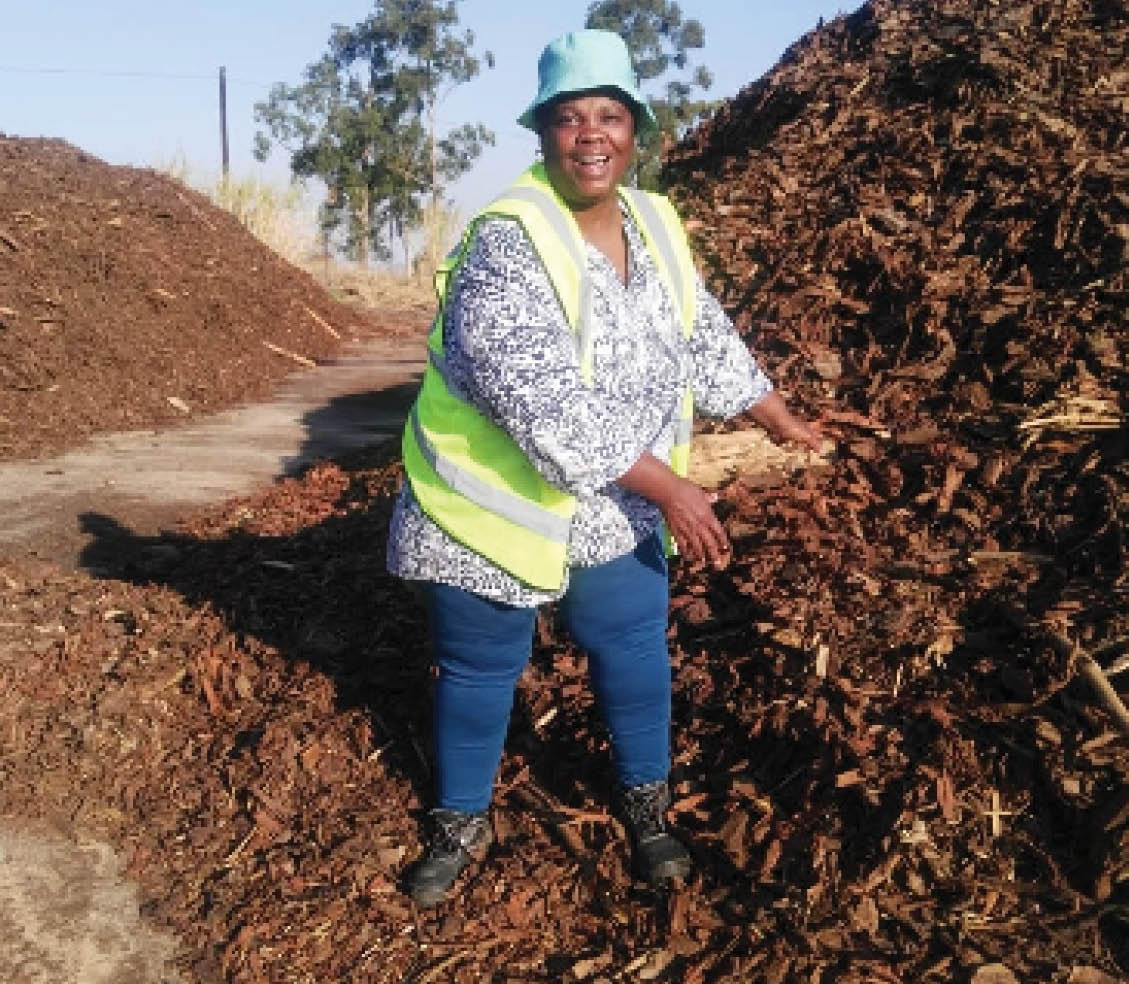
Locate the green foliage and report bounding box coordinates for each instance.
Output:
[584,0,718,190]
[254,0,493,263]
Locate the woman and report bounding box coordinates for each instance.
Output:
[388,28,821,907]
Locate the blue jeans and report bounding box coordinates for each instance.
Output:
[423,534,671,812]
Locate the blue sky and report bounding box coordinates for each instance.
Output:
[2,0,852,219]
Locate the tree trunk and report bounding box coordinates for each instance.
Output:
[355,186,370,266]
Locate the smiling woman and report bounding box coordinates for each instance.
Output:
[387,28,823,908]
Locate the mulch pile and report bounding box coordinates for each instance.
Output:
[0,137,419,462]
[1,0,1128,982]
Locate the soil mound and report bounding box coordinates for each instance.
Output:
[0,137,416,462]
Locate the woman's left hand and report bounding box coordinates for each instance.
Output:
[749,391,826,454]
[774,415,824,454]
[617,453,731,569]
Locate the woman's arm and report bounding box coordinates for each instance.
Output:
[747,390,824,452]
[615,390,824,568]
[618,279,822,566]
[689,280,823,450]
[617,452,731,569]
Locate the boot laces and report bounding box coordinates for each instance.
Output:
[621,781,671,838]
[428,809,487,856]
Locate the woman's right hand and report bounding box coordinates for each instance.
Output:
[658,476,732,570]
[617,452,731,569]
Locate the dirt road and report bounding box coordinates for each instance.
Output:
[0,825,184,984]
[0,337,425,572]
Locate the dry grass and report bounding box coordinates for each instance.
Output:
[160,157,317,266]
[211,173,315,266]
[298,198,462,321]
[299,257,435,320]
[159,158,436,318]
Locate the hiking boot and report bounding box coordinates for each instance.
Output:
[619,780,692,886]
[405,808,493,907]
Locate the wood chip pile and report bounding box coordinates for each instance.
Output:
[3,427,1127,981]
[662,0,1129,698]
[1,1,1128,981]
[664,0,1128,600]
[0,138,405,462]
[656,0,1129,975]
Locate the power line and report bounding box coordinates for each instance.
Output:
[0,65,272,87]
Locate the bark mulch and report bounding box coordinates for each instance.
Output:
[1,0,1128,981]
[0,137,421,463]
[1,431,1126,982]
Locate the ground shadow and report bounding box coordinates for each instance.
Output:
[287,380,420,476]
[77,438,433,807]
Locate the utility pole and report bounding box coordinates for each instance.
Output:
[427,7,440,279]
[219,66,230,177]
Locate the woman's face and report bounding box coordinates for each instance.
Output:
[539,92,635,211]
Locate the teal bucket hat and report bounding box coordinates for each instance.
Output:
[517,29,657,136]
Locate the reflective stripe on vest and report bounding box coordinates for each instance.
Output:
[409,407,571,543]
[485,180,596,383]
[498,186,587,269]
[620,188,691,335]
[669,387,694,482]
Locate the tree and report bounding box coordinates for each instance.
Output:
[253,0,493,264]
[584,0,717,190]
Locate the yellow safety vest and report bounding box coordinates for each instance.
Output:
[402,163,698,590]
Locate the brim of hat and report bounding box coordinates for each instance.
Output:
[517,87,658,136]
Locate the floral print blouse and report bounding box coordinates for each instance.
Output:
[386,202,773,606]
